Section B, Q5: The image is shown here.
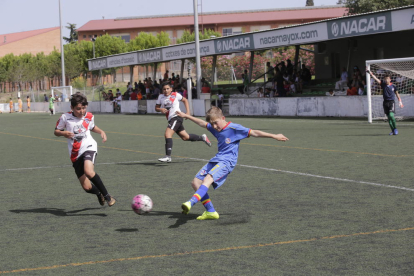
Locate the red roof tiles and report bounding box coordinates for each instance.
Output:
[77,6,347,32]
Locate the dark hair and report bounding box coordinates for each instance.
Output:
[70,93,88,107]
[162,82,173,88]
[384,74,391,79]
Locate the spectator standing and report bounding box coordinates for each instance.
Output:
[217,90,224,109]
[9,98,13,113]
[26,96,31,112]
[286,59,294,76]
[130,89,138,100]
[107,90,114,101]
[18,97,23,113]
[44,94,49,102]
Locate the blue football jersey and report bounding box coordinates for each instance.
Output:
[381,81,397,101]
[207,122,251,167]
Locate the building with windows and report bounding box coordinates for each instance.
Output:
[77,5,346,44]
[78,5,346,83]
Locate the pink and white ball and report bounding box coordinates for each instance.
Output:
[131,194,153,215]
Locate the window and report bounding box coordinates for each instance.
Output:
[176,30,184,39]
[83,35,86,38]
[222,27,242,36]
[222,28,232,36]
[250,25,270,32]
[111,33,130,42]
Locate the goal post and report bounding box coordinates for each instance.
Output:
[51,86,72,115]
[366,57,414,123]
[51,86,72,102]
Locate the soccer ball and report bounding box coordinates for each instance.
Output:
[131,194,153,215]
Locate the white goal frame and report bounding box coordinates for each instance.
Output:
[51,86,72,114]
[366,57,414,123]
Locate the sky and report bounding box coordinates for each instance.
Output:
[0,0,340,36]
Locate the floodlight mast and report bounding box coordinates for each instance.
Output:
[193,0,202,99]
[59,0,66,87]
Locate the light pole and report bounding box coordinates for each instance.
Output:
[59,0,66,87]
[91,37,96,58]
[193,0,202,99]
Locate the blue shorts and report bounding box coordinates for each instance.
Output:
[195,162,233,189]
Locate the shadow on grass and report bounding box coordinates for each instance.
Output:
[9,207,107,217]
[118,161,199,166]
[115,228,139,232]
[342,134,386,136]
[118,209,197,228]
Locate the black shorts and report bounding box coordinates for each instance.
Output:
[168,116,185,133]
[72,151,97,178]
[383,100,395,115]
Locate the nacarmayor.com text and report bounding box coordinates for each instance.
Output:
[260,30,318,45]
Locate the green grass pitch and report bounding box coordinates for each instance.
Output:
[1,113,414,275]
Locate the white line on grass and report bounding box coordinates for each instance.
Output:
[185,157,414,192]
[3,158,413,192]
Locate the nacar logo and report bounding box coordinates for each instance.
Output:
[138,51,161,62]
[91,59,107,69]
[216,36,252,52]
[330,15,390,38]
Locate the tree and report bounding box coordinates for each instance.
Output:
[64,42,84,81]
[176,29,221,44]
[306,0,314,6]
[340,0,414,15]
[127,31,170,52]
[63,23,78,44]
[45,50,62,87]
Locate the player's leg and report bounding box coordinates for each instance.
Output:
[158,127,175,162]
[73,157,105,206]
[177,129,212,147]
[389,112,397,134]
[83,155,116,206]
[182,175,214,214]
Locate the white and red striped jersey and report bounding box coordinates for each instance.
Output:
[56,112,97,162]
[156,92,183,121]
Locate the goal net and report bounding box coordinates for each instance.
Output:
[51,86,73,102]
[366,57,414,123]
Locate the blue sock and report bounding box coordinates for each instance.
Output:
[189,185,209,206]
[201,193,215,212]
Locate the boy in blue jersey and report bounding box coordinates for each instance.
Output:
[368,71,403,135]
[176,107,289,220]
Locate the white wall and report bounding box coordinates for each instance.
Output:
[229,95,414,117]
[5,96,411,118]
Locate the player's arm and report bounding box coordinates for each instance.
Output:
[155,104,168,114]
[250,129,289,141]
[91,126,107,143]
[394,90,403,107]
[175,111,207,128]
[54,129,74,139]
[367,70,381,84]
[181,97,190,115]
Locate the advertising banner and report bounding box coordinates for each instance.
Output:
[214,34,254,54]
[253,23,328,49]
[138,49,163,63]
[88,58,108,71]
[327,12,392,39]
[107,53,138,69]
[391,7,414,32]
[162,41,215,61]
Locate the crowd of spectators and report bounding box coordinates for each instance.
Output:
[259,60,311,97]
